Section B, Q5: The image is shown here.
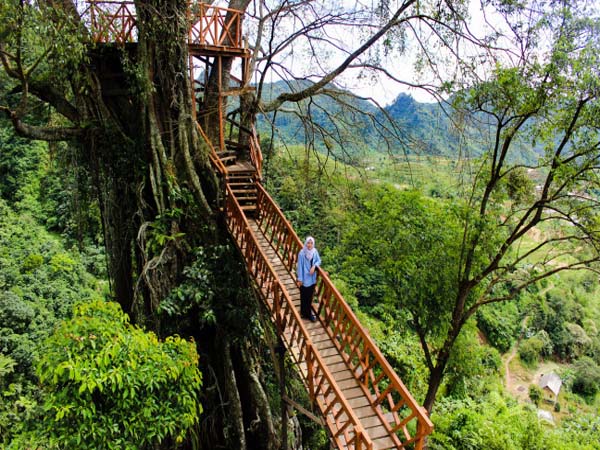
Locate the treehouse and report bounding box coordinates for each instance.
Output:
[82,1,433,448]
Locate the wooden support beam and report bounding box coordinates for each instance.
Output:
[277,341,288,450]
[282,395,324,427]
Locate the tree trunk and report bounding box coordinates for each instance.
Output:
[234,342,279,450]
[221,333,248,450]
[423,364,445,414]
[423,323,463,412]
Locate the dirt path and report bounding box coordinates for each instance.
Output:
[505,344,519,391]
[504,338,559,401]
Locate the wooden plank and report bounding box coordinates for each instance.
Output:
[318,346,342,359]
[308,324,330,336]
[354,404,377,419]
[365,424,391,440]
[330,369,355,383]
[358,414,383,430]
[328,361,350,374]
[348,395,370,410]
[337,377,361,391]
[314,339,336,350]
[371,434,397,450]
[323,352,345,366]
[344,386,365,400]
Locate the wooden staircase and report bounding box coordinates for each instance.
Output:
[225,184,434,449]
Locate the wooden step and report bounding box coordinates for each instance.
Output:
[220,155,237,163]
[227,170,255,176]
[227,172,254,178]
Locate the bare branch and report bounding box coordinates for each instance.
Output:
[260,0,418,112]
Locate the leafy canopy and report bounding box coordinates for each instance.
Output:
[337,186,462,343]
[20,300,202,450]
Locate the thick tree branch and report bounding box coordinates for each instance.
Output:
[0,106,82,140]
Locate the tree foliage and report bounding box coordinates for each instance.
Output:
[336,185,462,345]
[571,356,600,400]
[430,393,600,450]
[0,195,106,444]
[13,300,202,450]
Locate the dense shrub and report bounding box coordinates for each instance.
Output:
[571,357,600,399]
[519,337,544,366]
[0,198,105,445]
[529,384,542,406]
[477,302,520,352]
[12,300,203,449]
[430,393,600,450]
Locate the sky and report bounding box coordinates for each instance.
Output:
[249,0,504,106]
[339,0,499,105]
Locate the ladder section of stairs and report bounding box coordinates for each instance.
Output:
[226,163,257,215]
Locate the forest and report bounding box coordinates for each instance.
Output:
[1,0,600,449]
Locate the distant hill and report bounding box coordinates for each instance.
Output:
[257,80,381,161]
[257,81,461,158]
[380,93,462,156]
[257,81,536,163]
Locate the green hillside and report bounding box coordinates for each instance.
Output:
[259,83,538,163]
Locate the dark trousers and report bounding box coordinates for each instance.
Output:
[300,284,316,318]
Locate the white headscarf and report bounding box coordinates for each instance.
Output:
[303,236,315,261]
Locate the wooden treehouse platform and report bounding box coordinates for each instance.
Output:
[84,2,433,448]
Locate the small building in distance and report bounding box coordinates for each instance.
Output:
[538,372,562,403]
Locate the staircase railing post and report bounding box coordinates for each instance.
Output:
[306,343,315,401]
[276,337,288,450]
[273,281,282,334]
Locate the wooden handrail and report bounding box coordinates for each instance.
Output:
[248,125,263,179]
[223,115,263,180]
[224,185,373,450]
[195,123,227,177]
[254,183,433,448]
[83,0,137,44]
[187,3,243,48]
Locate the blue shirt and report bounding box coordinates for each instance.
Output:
[297,249,321,287]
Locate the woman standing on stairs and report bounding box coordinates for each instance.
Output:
[297,236,321,322]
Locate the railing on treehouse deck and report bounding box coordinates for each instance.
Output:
[82,1,245,49]
[188,2,244,49]
[83,0,137,44]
